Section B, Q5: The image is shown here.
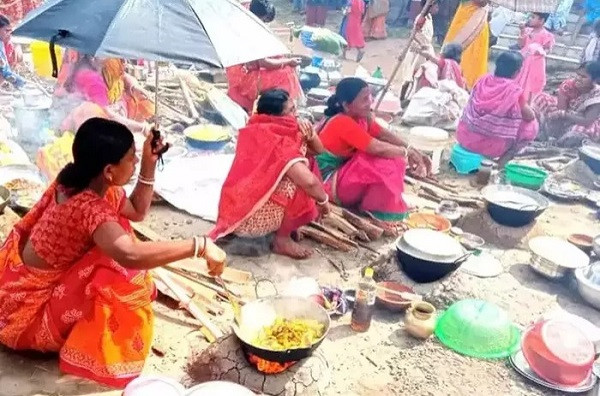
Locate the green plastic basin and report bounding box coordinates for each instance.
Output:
[504,163,548,190]
[435,299,521,359]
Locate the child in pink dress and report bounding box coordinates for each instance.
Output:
[515,13,555,99]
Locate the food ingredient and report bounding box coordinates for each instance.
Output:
[3,179,44,209]
[254,318,324,350]
[351,267,377,332]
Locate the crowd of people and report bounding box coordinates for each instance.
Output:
[0,0,600,390]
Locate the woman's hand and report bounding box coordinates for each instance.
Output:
[141,129,167,165]
[317,201,331,217]
[287,58,302,67]
[201,238,226,277]
[407,148,432,177]
[298,118,315,141]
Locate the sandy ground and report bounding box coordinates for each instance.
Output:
[2,3,600,396]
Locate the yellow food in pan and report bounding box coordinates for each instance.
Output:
[253,318,325,351]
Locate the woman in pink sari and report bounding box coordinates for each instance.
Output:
[340,0,366,62]
[515,13,555,99]
[457,51,539,164]
[316,78,431,232]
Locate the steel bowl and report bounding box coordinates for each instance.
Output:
[528,236,590,280]
[529,253,570,279]
[575,264,600,310]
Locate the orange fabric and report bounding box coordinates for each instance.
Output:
[0,185,155,388]
[318,115,382,157]
[226,61,303,112]
[29,188,120,269]
[0,0,43,23]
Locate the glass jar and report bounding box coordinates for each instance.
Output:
[476,160,494,185]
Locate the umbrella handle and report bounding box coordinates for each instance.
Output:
[50,30,68,78]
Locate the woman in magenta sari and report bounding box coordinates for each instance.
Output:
[457,51,539,164]
[316,78,431,232]
[515,13,555,99]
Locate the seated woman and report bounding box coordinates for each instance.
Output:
[316,77,431,232]
[0,15,24,89]
[226,0,302,113]
[415,42,466,92]
[210,89,329,259]
[456,51,538,164]
[55,53,152,134]
[533,61,600,147]
[0,118,225,387]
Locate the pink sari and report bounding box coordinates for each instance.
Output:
[415,57,466,91]
[457,74,539,158]
[515,28,555,99]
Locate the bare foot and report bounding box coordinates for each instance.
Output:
[356,50,365,63]
[272,235,314,259]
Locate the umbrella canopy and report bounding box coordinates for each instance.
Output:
[13,0,289,68]
[490,0,559,13]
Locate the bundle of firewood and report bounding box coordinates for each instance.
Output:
[298,205,384,252]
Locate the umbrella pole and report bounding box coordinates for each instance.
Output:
[373,0,434,112]
[154,62,160,129]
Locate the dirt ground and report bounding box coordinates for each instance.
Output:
[2,3,600,396]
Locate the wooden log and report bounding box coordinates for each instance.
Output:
[298,226,354,252]
[321,213,365,240]
[152,268,223,339]
[178,77,201,120]
[341,209,384,240]
[309,222,359,248]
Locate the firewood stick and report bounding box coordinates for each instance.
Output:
[341,209,384,240]
[152,268,223,339]
[309,222,359,248]
[322,213,360,237]
[164,271,224,315]
[178,77,201,120]
[298,226,354,252]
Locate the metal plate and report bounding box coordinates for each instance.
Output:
[509,350,596,393]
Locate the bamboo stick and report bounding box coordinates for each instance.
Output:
[152,268,223,339]
[178,77,201,120]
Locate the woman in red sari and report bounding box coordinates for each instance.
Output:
[210,89,329,259]
[316,78,431,232]
[340,0,366,62]
[0,118,226,387]
[226,0,302,113]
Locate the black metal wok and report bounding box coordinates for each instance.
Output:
[481,185,549,227]
[232,296,331,363]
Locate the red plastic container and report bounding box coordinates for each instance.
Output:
[522,320,594,386]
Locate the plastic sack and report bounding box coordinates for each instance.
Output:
[36,132,74,181]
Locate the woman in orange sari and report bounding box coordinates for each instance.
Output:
[0,118,226,387]
[443,0,489,89]
[226,0,302,113]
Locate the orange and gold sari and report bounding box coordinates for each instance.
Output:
[0,185,155,388]
[443,1,489,89]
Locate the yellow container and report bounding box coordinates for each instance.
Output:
[30,40,63,78]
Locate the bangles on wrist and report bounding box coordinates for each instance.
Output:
[192,236,208,258]
[316,195,329,206]
[137,174,155,186]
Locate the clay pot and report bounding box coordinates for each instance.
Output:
[404,301,437,339]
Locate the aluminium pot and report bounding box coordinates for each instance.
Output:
[481,185,549,227]
[232,296,330,363]
[579,144,600,175]
[395,236,469,283]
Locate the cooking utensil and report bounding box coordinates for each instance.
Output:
[375,282,420,312]
[232,296,330,363]
[580,145,600,175]
[542,177,588,202]
[396,236,469,283]
[401,229,464,261]
[481,185,549,227]
[405,212,451,232]
[568,233,594,255]
[522,320,595,386]
[186,381,256,395]
[435,299,520,359]
[528,236,590,279]
[575,264,600,310]
[510,350,596,393]
[593,235,600,258]
[504,162,548,190]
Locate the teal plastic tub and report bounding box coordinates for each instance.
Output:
[450,144,484,174]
